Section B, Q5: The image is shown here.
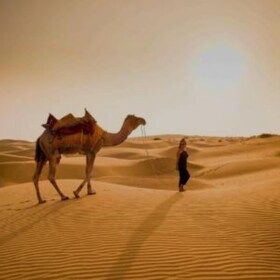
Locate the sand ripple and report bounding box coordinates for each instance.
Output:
[1,136,280,279]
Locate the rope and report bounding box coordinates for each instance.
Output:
[140,125,159,177]
[140,126,149,158]
[99,125,161,189]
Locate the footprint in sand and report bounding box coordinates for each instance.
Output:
[19,200,30,204]
[2,203,12,207]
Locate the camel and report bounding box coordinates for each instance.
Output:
[33,110,146,204]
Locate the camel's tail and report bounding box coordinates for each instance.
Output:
[35,138,46,162]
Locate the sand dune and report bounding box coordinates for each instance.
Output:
[0,135,280,279]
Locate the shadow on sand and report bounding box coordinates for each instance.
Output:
[0,199,75,245]
[105,192,183,279]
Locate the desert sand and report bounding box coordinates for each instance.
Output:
[0,134,280,279]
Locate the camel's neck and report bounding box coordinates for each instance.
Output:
[103,122,133,146]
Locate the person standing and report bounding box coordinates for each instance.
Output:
[176,138,190,192]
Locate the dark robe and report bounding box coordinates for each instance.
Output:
[178,150,190,185]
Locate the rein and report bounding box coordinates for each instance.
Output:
[140,125,159,177]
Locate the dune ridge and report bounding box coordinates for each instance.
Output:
[0,135,280,279]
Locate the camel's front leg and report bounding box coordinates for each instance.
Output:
[73,153,96,198]
[87,153,96,195]
[73,179,87,198]
[48,158,69,201]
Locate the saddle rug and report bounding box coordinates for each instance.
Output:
[43,110,97,136]
[52,124,104,151]
[42,110,104,151]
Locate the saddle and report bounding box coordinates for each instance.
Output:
[42,110,97,137]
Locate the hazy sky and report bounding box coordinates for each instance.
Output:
[1,0,279,140]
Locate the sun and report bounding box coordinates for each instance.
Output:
[192,45,247,91]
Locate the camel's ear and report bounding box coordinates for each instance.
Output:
[42,113,58,129]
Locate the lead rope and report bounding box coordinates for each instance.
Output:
[140,125,149,158]
[140,125,159,177]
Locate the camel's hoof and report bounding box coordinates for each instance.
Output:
[73,191,80,198]
[88,191,96,196]
[39,200,47,204]
[61,196,69,201]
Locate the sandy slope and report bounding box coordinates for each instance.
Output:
[0,135,280,279]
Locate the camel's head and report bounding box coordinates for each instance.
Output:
[125,114,146,130]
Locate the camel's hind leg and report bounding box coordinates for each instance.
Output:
[48,157,69,201]
[33,159,47,204]
[73,153,96,198]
